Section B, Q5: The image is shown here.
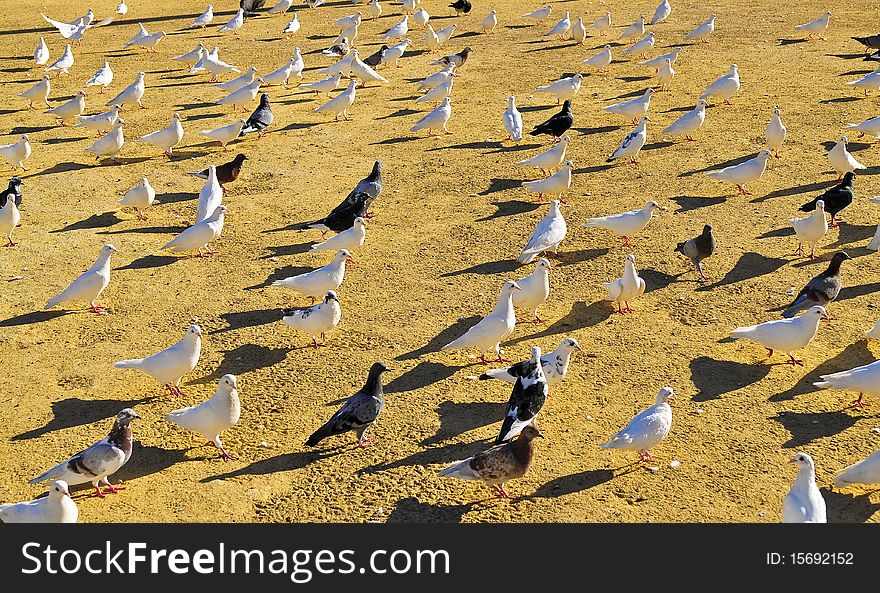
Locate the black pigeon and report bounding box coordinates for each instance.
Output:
[799,172,855,227]
[496,347,549,445]
[304,191,371,233]
[187,154,248,187]
[782,251,851,318]
[0,177,22,208]
[240,93,273,138]
[529,99,573,138]
[240,0,266,16]
[450,0,472,15]
[306,362,390,448]
[854,34,880,51]
[676,224,716,281]
[364,45,388,68]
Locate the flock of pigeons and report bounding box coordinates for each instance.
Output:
[3,0,880,524]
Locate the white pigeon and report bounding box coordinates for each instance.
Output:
[384,15,409,41]
[794,10,831,40]
[42,13,110,42]
[834,449,880,488]
[75,105,121,136]
[262,58,298,88]
[442,281,522,363]
[336,11,362,29]
[301,73,343,97]
[45,90,86,125]
[765,106,787,157]
[701,64,740,104]
[0,481,77,523]
[271,249,353,301]
[603,88,654,123]
[411,96,452,135]
[603,254,646,314]
[536,74,582,104]
[44,244,119,312]
[172,43,207,68]
[106,71,146,109]
[200,118,247,151]
[416,75,452,104]
[791,200,828,259]
[114,325,202,396]
[418,63,456,91]
[422,25,441,53]
[19,75,51,108]
[480,337,581,385]
[137,112,184,157]
[382,39,412,67]
[435,24,457,46]
[601,387,674,461]
[867,318,880,339]
[291,47,305,80]
[639,46,682,70]
[482,9,497,34]
[283,13,301,35]
[34,37,50,67]
[188,48,210,74]
[204,53,241,82]
[588,11,612,35]
[731,306,827,365]
[45,44,74,75]
[220,8,245,34]
[656,57,675,91]
[128,31,166,52]
[84,119,125,162]
[512,258,552,322]
[618,14,646,40]
[827,136,866,177]
[369,0,382,20]
[545,12,571,40]
[503,96,523,142]
[705,149,772,195]
[684,13,716,42]
[607,116,650,164]
[571,16,587,45]
[319,53,355,78]
[310,217,367,252]
[350,51,388,85]
[196,165,223,223]
[269,0,293,14]
[846,66,880,95]
[125,23,150,47]
[522,6,552,24]
[161,205,227,257]
[522,161,574,201]
[783,453,827,523]
[582,45,612,72]
[216,78,263,111]
[814,359,880,408]
[518,199,567,264]
[215,67,257,93]
[0,192,21,246]
[315,78,358,121]
[282,291,342,347]
[189,5,214,28]
[86,61,113,92]
[663,99,707,140]
[116,0,128,16]
[624,32,656,58]
[119,177,155,220]
[402,0,418,14]
[584,200,665,247]
[843,116,880,139]
[413,7,429,27]
[166,374,240,461]
[0,135,32,171]
[331,26,357,48]
[651,0,672,25]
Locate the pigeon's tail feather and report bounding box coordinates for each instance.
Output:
[44,294,63,310]
[186,170,208,179]
[437,458,476,479]
[479,368,509,382]
[495,415,517,445]
[29,461,65,485]
[781,295,809,319]
[729,328,755,339]
[114,358,145,370]
[517,250,538,264]
[305,421,333,447]
[799,197,819,213]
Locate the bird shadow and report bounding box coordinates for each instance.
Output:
[193,344,294,385]
[426,141,502,152]
[756,180,835,202]
[574,164,614,174]
[643,141,675,151]
[210,308,280,335]
[508,300,612,345]
[822,488,880,523]
[770,340,875,402]
[49,211,121,233]
[839,281,880,301]
[370,136,420,145]
[475,200,541,221]
[441,259,521,277]
[385,497,475,523]
[478,177,521,196]
[115,255,181,271]
[395,316,481,361]
[757,227,795,239]
[112,443,194,484]
[23,161,90,178]
[574,125,620,135]
[377,108,420,120]
[260,242,313,259]
[385,361,462,395]
[0,310,69,327]
[518,104,554,113]
[359,439,489,475]
[13,396,152,441]
[772,410,861,448]
[556,247,610,267]
[43,136,87,145]
[641,268,682,292]
[610,87,649,100]
[670,195,725,212]
[616,75,651,82]
[422,401,506,446]
[820,97,862,104]
[696,252,788,291]
[524,468,616,499]
[689,356,772,401]
[245,265,312,290]
[826,223,876,248]
[199,450,343,482]
[778,38,808,46]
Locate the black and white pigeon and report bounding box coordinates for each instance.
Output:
[854,34,880,51]
[304,191,371,233]
[305,361,390,447]
[240,93,273,138]
[364,45,388,68]
[449,0,472,15]
[529,99,574,138]
[323,37,350,58]
[782,251,851,318]
[0,176,22,208]
[496,347,549,445]
[432,47,473,68]
[799,172,855,228]
[675,224,717,281]
[29,409,140,498]
[480,337,580,385]
[241,0,266,16]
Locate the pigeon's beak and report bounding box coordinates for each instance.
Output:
[821,312,830,321]
[346,257,355,264]
[513,285,522,291]
[62,489,71,497]
[787,458,797,464]
[574,344,583,352]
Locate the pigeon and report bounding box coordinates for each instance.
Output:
[582,45,612,72]
[290,48,306,79]
[114,325,202,396]
[783,453,827,523]
[187,154,248,189]
[502,96,523,142]
[315,78,358,121]
[119,177,155,220]
[124,23,150,48]
[794,10,831,40]
[75,105,121,136]
[0,176,22,208]
[482,10,498,34]
[84,119,125,163]
[442,281,521,363]
[362,46,387,68]
[216,78,263,111]
[834,449,880,487]
[336,11,362,29]
[424,26,442,54]
[384,15,409,41]
[800,173,854,229]
[522,6,552,24]
[19,75,51,108]
[867,319,880,339]
[432,47,472,70]
[662,99,707,141]
[656,58,675,91]
[262,58,298,88]
[585,200,665,247]
[536,74,582,105]
[675,224,716,281]
[731,306,827,365]
[196,166,223,224]
[128,31,166,52]
[214,67,257,93]
[304,192,371,233]
[269,0,293,14]
[45,90,86,125]
[496,347,549,444]
[545,12,571,40]
[45,44,74,75]
[413,7,429,27]
[603,254,646,314]
[416,76,453,104]
[607,116,651,164]
[815,357,880,408]
[200,118,247,151]
[651,0,672,25]
[323,37,350,58]
[282,291,342,347]
[306,362,389,447]
[853,34,880,52]
[283,13,301,35]
[86,61,113,92]
[350,51,388,86]
[402,0,418,14]
[588,11,612,35]
[518,200,567,263]
[160,205,228,257]
[843,116,880,139]
[435,24,457,47]
[438,424,543,499]
[189,5,214,28]
[116,0,128,15]
[411,96,452,135]
[0,135,31,172]
[44,244,118,313]
[639,46,683,70]
[624,32,656,59]
[240,93,273,137]
[701,63,740,104]
[684,13,715,42]
[481,337,580,385]
[571,16,587,45]
[34,37,50,67]
[418,63,456,91]
[381,39,411,67]
[705,149,772,195]
[241,0,267,14]
[618,15,646,40]
[0,481,77,523]
[827,136,866,178]
[765,106,787,157]
[310,217,367,255]
[529,99,573,138]
[271,249,353,301]
[137,112,184,157]
[512,258,551,323]
[30,409,140,497]
[302,74,343,98]
[791,200,828,259]
[603,88,654,124]
[0,192,21,247]
[203,53,242,82]
[522,160,573,201]
[220,8,245,34]
[845,65,880,94]
[601,387,674,462]
[106,71,146,109]
[166,374,240,461]
[188,47,210,74]
[449,0,471,16]
[782,251,850,319]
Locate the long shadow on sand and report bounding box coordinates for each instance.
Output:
[385,497,475,523]
[211,308,280,334]
[689,356,772,401]
[769,340,875,402]
[696,252,788,292]
[395,316,481,361]
[13,396,152,440]
[507,301,613,345]
[385,361,462,396]
[421,401,506,446]
[192,344,294,384]
[772,409,861,448]
[822,488,880,522]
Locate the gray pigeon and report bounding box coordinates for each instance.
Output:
[496,347,549,444]
[782,251,851,318]
[241,0,266,16]
[240,93,273,137]
[351,159,382,201]
[323,38,350,58]
[854,34,880,51]
[675,224,716,281]
[364,45,388,68]
[29,408,140,497]
[306,362,390,447]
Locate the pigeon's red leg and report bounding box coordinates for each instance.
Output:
[93,485,106,498]
[622,236,633,247]
[219,447,235,461]
[103,482,125,494]
[533,313,546,324]
[829,215,839,228]
[616,302,624,314]
[765,348,774,360]
[638,450,655,463]
[850,394,869,409]
[164,383,177,396]
[358,435,373,448]
[479,354,490,364]
[787,353,804,366]
[796,242,804,257]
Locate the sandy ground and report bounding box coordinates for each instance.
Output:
[2,0,880,523]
